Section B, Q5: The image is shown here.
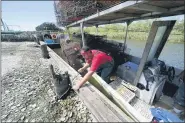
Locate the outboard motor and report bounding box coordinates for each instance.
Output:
[138,58,168,104]
[49,64,72,100]
[138,58,167,91]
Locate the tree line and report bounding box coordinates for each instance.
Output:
[35,22,62,31]
[68,19,184,43]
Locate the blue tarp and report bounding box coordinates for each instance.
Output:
[126,61,138,72]
[44,39,55,44]
[150,108,183,122]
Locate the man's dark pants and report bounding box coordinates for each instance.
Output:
[96,60,114,83]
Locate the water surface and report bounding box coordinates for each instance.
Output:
[115,39,184,70]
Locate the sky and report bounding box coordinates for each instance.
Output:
[2,1,184,31]
[2,1,56,31]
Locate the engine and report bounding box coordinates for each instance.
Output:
[116,58,175,104]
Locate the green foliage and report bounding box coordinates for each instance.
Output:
[174,20,184,33]
[129,20,152,32]
[35,22,62,31]
[84,26,96,33]
[67,20,184,43]
[69,27,80,33]
[168,34,184,43]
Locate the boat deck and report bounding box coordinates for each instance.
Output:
[109,77,153,121]
[109,76,183,121]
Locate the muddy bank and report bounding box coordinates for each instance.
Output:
[1,42,94,122]
[1,42,24,76]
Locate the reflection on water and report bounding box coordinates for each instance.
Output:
[158,42,184,70]
[115,39,184,70]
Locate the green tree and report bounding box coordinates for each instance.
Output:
[35,22,62,31]
[68,27,80,34]
[66,19,184,43]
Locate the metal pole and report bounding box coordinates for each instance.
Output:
[95,25,98,35]
[66,27,70,40]
[80,22,86,47]
[123,21,132,49]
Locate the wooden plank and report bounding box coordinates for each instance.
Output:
[45,45,133,122]
[79,85,123,122]
[89,83,133,122]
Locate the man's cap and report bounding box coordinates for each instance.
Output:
[81,46,90,52]
[81,46,91,55]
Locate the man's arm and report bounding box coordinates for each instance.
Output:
[82,63,89,70]
[78,63,89,73]
[73,70,94,90]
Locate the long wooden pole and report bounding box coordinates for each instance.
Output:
[91,73,149,122]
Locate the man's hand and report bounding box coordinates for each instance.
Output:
[72,71,94,91]
[72,84,80,91]
[78,68,85,73]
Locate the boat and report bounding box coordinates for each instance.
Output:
[41,0,184,122]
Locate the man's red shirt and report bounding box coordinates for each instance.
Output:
[84,50,112,72]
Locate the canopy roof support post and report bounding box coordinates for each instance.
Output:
[80,22,86,47]
[95,25,99,35]
[66,27,71,40]
[123,20,132,49]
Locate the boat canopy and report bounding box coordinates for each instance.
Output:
[66,0,184,27]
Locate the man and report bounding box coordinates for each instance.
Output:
[72,46,114,91]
